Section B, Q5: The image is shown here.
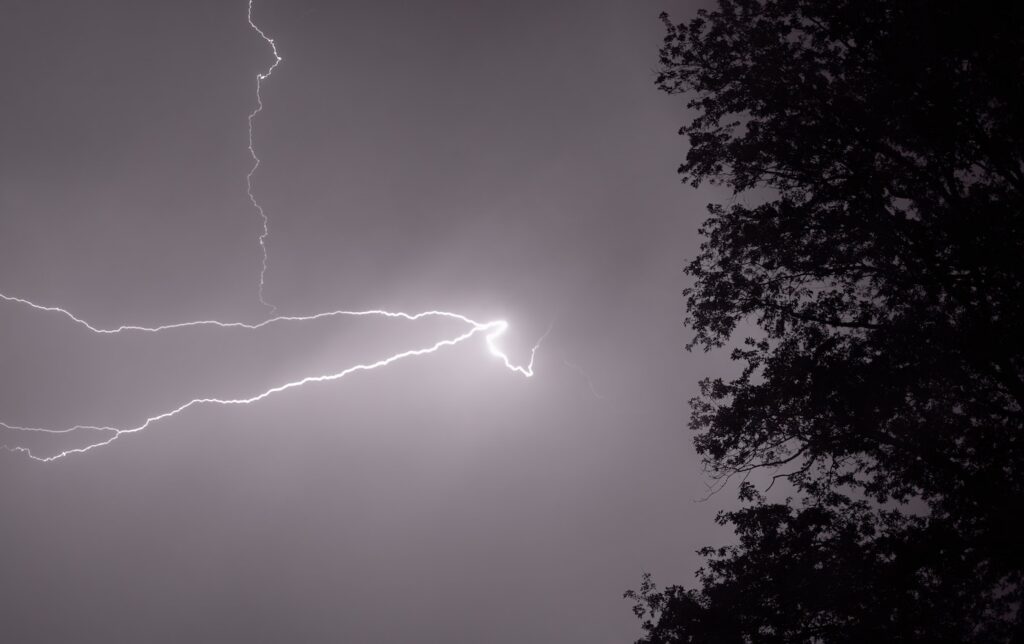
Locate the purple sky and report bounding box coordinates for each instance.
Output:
[0,1,737,641]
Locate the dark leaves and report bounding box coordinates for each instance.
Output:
[637,0,1024,640]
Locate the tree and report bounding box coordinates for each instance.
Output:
[630,1,1024,640]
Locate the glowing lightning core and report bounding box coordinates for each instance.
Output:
[247,0,282,314]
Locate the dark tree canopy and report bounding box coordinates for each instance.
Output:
[630,0,1024,641]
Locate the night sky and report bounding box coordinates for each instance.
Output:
[0,1,734,641]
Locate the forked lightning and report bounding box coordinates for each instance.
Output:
[0,1,547,463]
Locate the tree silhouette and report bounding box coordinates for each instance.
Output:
[630,1,1024,640]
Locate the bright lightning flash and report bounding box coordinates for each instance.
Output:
[0,2,549,463]
[0,294,547,463]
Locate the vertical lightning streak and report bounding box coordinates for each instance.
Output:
[247,0,282,314]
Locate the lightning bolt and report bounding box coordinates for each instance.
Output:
[0,295,547,463]
[247,0,281,314]
[0,1,550,463]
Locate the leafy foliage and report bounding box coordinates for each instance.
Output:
[632,0,1024,640]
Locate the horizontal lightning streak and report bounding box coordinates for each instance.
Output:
[1,292,477,334]
[0,294,546,463]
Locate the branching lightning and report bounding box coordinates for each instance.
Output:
[0,1,550,463]
[247,0,282,314]
[0,295,546,462]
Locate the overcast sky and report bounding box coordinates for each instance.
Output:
[0,1,738,641]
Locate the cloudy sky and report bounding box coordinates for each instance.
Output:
[0,1,737,641]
